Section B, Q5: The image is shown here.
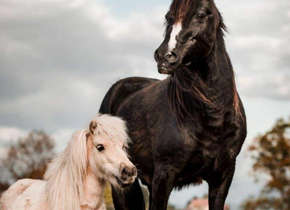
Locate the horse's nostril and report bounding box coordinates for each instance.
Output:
[154,50,162,62]
[165,51,179,64]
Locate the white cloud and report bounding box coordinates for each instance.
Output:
[0,0,168,131]
[231,36,283,51]
[0,127,27,144]
[52,128,75,153]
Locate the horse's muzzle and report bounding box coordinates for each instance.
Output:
[155,49,180,74]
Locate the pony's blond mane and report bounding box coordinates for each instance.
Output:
[43,114,129,210]
[44,129,88,210]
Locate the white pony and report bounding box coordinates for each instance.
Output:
[0,114,137,210]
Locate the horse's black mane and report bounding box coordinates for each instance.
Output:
[167,65,212,125]
[166,0,235,125]
[166,0,199,25]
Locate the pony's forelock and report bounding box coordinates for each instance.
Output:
[91,114,130,147]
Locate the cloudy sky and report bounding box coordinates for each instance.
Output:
[0,0,290,208]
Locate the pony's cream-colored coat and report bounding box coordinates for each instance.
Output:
[0,114,133,210]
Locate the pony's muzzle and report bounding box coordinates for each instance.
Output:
[121,165,137,179]
[116,164,137,188]
[119,163,137,186]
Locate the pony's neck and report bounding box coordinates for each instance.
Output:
[80,168,106,210]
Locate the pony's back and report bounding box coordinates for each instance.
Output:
[0,179,47,210]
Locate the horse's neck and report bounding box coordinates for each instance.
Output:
[80,170,106,210]
[206,33,235,90]
[205,40,236,105]
[187,43,236,118]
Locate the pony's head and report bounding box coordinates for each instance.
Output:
[154,0,225,74]
[44,114,136,210]
[87,114,137,188]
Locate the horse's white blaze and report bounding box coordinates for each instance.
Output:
[168,22,182,52]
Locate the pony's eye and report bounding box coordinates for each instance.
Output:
[96,144,105,152]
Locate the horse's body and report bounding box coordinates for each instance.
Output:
[99,0,247,210]
[0,114,137,210]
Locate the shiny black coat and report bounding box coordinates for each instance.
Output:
[100,73,246,210]
[99,0,247,209]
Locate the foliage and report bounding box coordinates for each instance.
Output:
[241,118,290,210]
[167,204,177,210]
[103,182,114,210]
[0,130,55,193]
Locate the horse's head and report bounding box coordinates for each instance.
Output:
[87,115,137,188]
[154,0,223,74]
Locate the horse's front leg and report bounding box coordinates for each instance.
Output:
[111,178,145,210]
[208,162,236,210]
[150,165,176,210]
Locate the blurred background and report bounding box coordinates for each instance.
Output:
[0,0,289,209]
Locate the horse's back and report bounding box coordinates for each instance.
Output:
[0,179,47,210]
[99,77,159,115]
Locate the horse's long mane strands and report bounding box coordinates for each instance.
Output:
[44,130,88,210]
[233,80,242,118]
[168,67,212,125]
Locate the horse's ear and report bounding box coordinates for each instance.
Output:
[89,121,97,134]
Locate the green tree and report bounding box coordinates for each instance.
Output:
[241,118,290,210]
[0,130,55,193]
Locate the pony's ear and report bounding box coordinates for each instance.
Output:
[89,121,97,134]
[85,130,90,139]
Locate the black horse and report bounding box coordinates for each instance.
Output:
[99,0,247,209]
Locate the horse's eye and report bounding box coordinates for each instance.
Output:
[96,144,105,152]
[197,13,206,22]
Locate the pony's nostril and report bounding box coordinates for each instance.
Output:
[121,167,129,177]
[121,166,137,178]
[165,51,179,64]
[132,167,137,177]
